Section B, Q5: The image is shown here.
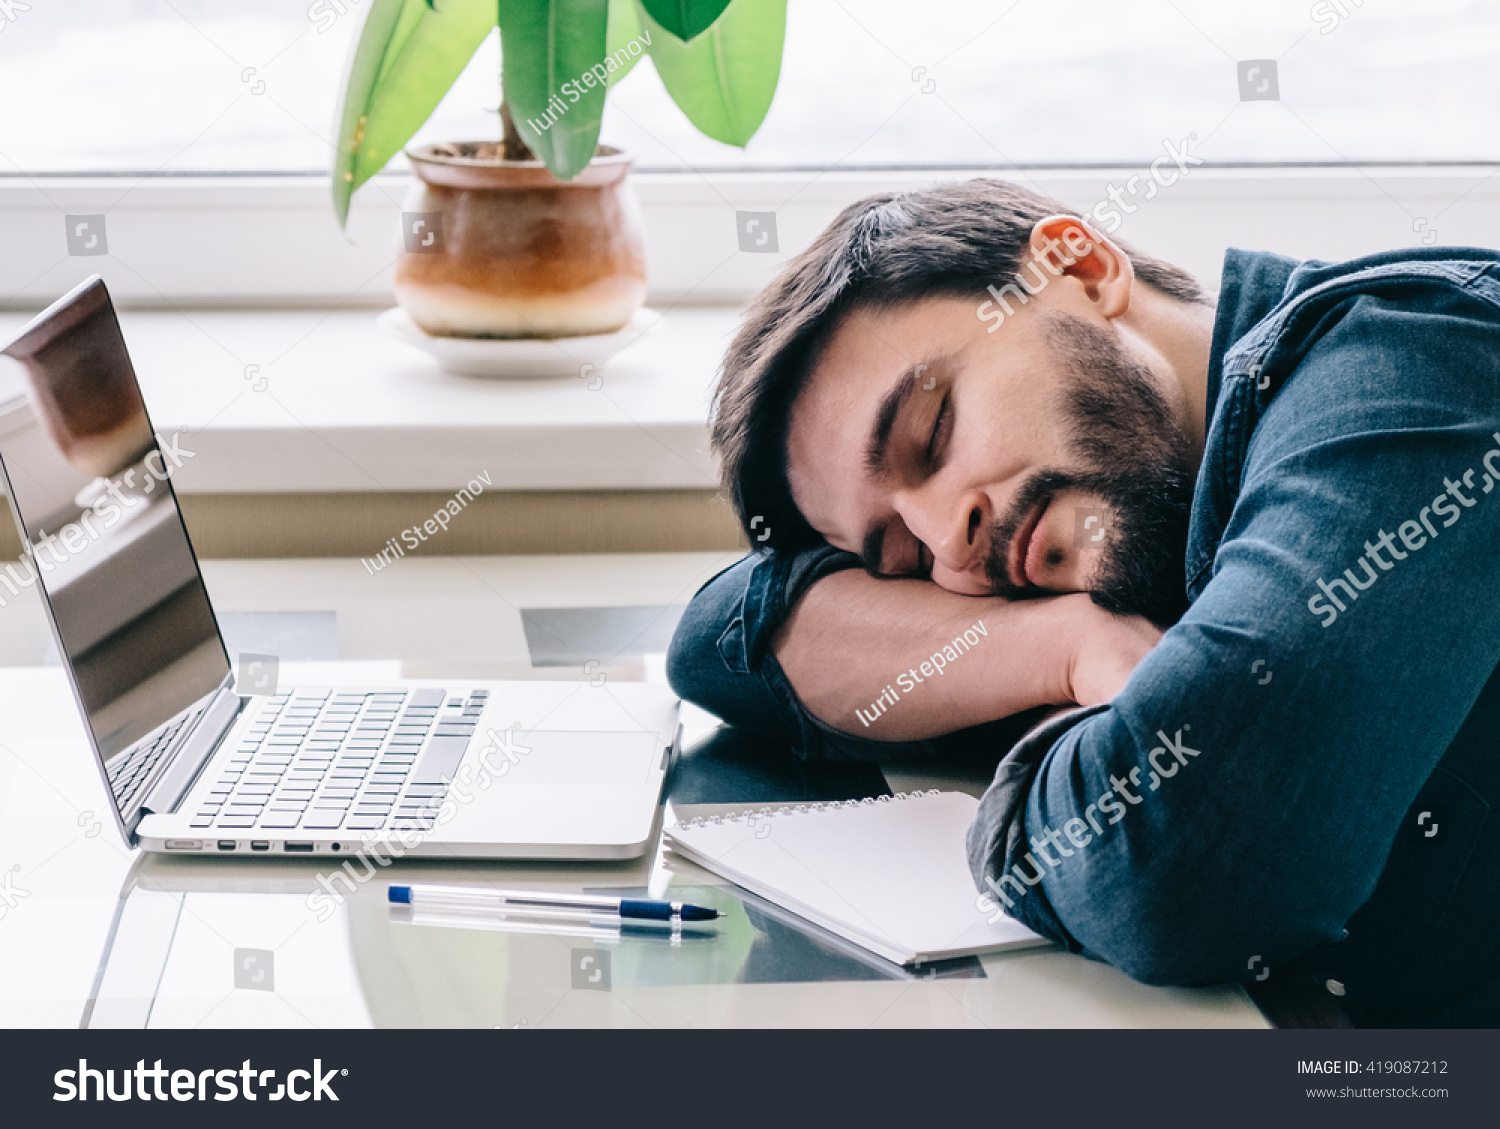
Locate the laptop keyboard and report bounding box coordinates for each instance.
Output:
[189,687,488,834]
[107,712,195,814]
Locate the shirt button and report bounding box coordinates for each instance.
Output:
[1326,978,1347,997]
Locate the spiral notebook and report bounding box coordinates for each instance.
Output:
[664,790,1046,967]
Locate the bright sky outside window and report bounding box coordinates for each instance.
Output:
[0,0,1494,175]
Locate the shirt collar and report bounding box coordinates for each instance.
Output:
[1202,248,1301,429]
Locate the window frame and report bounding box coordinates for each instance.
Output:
[1,165,1497,308]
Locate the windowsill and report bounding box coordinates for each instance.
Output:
[0,304,739,494]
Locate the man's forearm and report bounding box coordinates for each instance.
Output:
[773,571,1102,742]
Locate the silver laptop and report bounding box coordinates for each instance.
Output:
[0,277,680,860]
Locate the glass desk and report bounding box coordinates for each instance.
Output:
[0,553,1266,1029]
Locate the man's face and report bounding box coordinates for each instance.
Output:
[785,295,1196,624]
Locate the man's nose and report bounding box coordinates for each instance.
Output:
[897,486,989,578]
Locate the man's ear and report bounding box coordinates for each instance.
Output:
[1028,215,1134,320]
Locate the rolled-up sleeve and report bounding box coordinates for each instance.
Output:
[668,547,1044,763]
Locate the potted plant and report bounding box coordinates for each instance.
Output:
[332,0,787,340]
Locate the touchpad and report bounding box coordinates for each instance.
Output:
[476,729,662,787]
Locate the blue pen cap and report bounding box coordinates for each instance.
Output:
[388,886,412,904]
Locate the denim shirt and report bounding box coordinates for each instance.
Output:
[667,247,1500,1025]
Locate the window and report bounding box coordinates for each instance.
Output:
[1,0,1496,176]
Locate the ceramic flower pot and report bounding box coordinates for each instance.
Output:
[394,142,648,339]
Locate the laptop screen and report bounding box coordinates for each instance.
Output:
[0,278,229,810]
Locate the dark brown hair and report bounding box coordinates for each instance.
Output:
[710,178,1211,552]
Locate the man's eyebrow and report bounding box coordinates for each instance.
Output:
[863,360,934,475]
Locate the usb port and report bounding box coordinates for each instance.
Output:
[283,842,314,852]
[217,841,236,851]
[250,840,270,851]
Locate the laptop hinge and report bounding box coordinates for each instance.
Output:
[137,675,244,826]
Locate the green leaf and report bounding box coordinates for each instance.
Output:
[636,0,732,41]
[605,0,646,88]
[331,0,497,226]
[499,1,611,181]
[635,0,785,147]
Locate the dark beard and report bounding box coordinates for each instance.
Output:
[983,312,1195,626]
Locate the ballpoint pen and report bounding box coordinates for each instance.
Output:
[391,906,719,942]
[388,883,722,921]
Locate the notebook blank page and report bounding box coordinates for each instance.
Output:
[666,793,1044,965]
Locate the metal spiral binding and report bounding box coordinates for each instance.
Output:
[672,789,941,830]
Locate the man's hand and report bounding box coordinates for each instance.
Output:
[1063,600,1165,706]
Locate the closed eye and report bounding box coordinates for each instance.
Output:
[926,393,951,469]
[861,521,931,580]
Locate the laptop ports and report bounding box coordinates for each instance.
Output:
[250,840,271,851]
[217,841,236,851]
[283,842,314,853]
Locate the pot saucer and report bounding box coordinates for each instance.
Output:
[377,307,661,379]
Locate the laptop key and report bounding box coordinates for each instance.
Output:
[411,735,470,784]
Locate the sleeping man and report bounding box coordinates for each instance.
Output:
[667,179,1500,1026]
